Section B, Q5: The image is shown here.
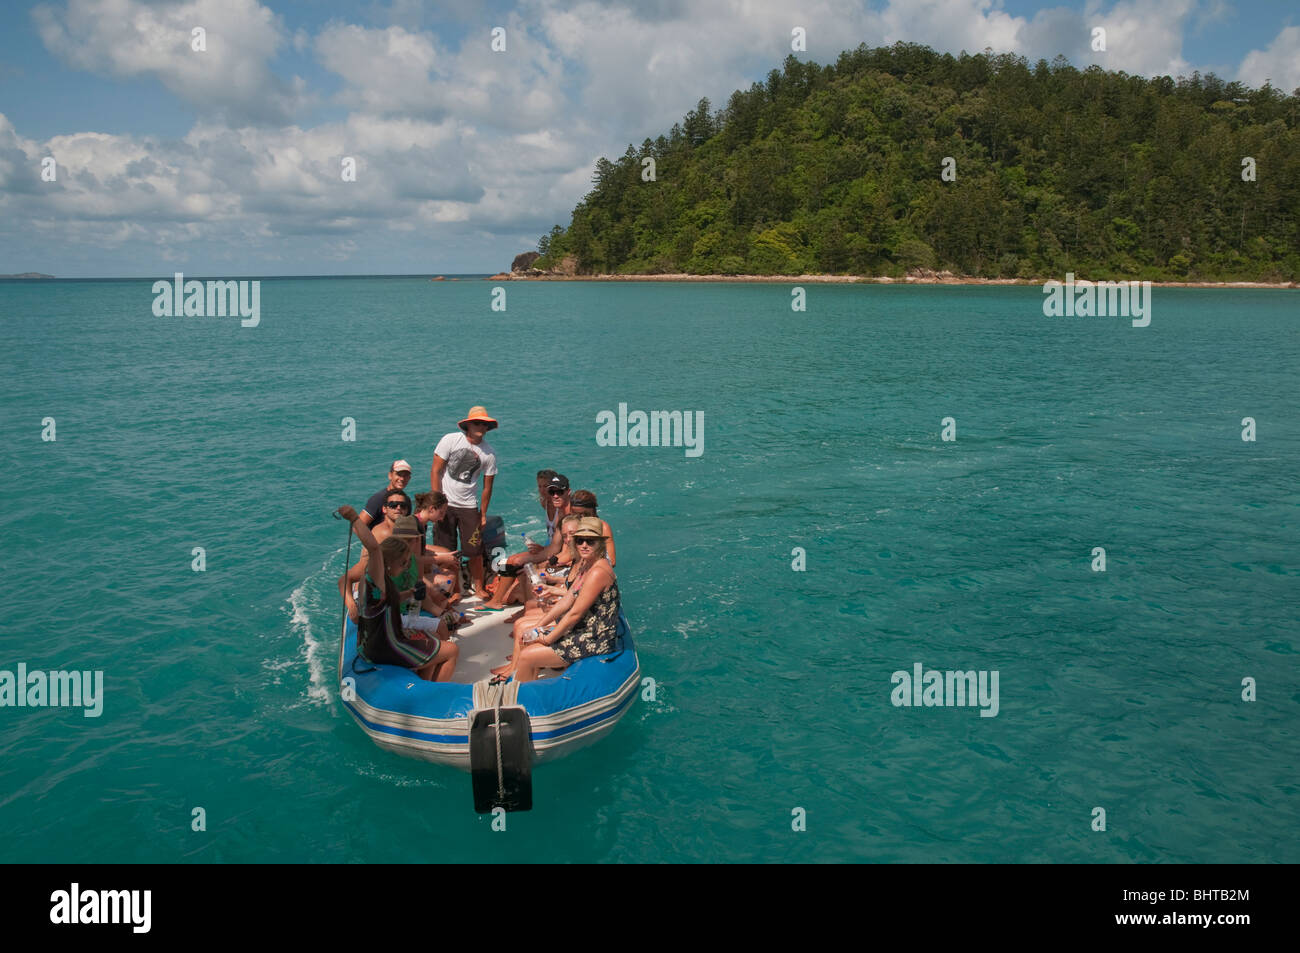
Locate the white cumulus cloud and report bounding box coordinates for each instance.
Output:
[1237,24,1300,94]
[32,0,310,124]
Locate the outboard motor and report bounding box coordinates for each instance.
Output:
[457,516,508,592]
[482,515,506,560]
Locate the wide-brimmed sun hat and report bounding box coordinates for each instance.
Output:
[458,406,499,431]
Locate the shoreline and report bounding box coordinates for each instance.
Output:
[486,272,1296,289]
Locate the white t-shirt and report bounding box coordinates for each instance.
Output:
[434,431,498,508]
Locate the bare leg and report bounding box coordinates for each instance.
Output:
[512,607,547,633]
[490,624,529,676]
[421,587,449,616]
[417,639,459,682]
[513,643,568,683]
[483,575,523,610]
[490,613,550,676]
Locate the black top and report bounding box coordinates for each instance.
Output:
[358,573,403,661]
[363,486,408,525]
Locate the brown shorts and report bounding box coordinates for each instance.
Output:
[434,506,483,558]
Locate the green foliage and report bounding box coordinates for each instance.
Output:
[897,238,937,271]
[540,43,1300,281]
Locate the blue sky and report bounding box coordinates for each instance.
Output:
[0,0,1296,277]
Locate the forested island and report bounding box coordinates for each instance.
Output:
[528,43,1298,283]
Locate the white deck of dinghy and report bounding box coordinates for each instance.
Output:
[444,598,560,684]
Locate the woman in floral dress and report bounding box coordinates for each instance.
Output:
[508,518,621,682]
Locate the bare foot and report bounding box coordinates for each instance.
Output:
[489,661,514,676]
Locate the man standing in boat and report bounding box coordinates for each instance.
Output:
[430,407,499,599]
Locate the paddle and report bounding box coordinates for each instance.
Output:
[332,510,354,645]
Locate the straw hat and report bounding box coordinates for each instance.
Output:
[458,406,499,431]
[572,516,607,540]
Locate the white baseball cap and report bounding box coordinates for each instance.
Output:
[392,459,412,474]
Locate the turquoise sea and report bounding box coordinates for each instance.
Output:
[0,277,1296,863]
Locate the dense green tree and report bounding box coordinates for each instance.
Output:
[533,43,1299,281]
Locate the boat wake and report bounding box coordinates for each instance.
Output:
[286,548,347,708]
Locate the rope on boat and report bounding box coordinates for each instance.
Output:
[472,676,521,802]
[492,683,505,802]
[471,676,519,709]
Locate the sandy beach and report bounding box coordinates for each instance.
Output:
[485,272,1296,289]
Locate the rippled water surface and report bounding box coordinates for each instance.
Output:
[1,278,1296,862]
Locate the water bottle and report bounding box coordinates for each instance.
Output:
[523,562,543,589]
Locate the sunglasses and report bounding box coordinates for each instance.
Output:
[574,537,601,545]
[384,501,411,511]
[547,488,568,496]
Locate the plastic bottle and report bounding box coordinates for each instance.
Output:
[523,562,543,589]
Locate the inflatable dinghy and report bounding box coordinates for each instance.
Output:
[337,602,639,773]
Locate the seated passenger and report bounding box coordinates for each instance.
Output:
[413,490,446,546]
[391,516,460,630]
[569,489,615,566]
[359,460,413,527]
[478,478,571,610]
[366,488,413,545]
[505,517,621,683]
[341,493,410,586]
[335,505,458,682]
[535,468,557,512]
[414,491,460,593]
[542,515,581,575]
[341,516,456,639]
[538,472,569,544]
[493,516,583,671]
